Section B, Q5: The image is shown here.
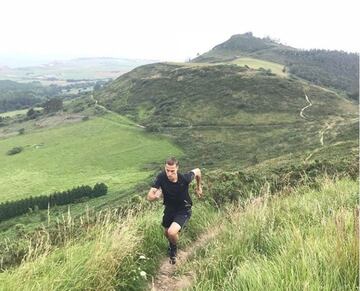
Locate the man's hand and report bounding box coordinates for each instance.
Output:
[192,168,203,198]
[196,185,203,198]
[147,187,162,201]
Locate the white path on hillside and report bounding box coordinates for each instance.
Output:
[300,93,312,119]
[318,121,335,146]
[91,95,145,128]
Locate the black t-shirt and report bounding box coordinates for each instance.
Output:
[152,171,195,211]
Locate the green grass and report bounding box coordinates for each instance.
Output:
[95,61,358,171]
[1,177,356,290]
[0,113,182,203]
[0,199,218,290]
[230,57,287,77]
[184,178,358,290]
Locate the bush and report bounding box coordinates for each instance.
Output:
[7,147,23,155]
[92,183,108,197]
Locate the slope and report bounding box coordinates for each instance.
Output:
[95,61,358,170]
[0,112,182,203]
[0,174,356,290]
[193,32,359,96]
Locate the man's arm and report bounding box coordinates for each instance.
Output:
[147,187,162,201]
[191,168,202,197]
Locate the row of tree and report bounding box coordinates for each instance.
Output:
[280,49,359,96]
[0,183,108,222]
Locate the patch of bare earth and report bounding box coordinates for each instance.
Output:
[33,113,85,128]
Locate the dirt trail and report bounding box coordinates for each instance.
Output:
[149,228,220,291]
[300,93,312,119]
[318,120,337,146]
[148,196,269,291]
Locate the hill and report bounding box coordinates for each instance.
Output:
[193,32,359,97]
[94,61,358,169]
[0,34,358,290]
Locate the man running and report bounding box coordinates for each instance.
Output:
[147,157,202,264]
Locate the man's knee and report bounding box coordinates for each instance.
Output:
[167,223,181,237]
[167,229,178,238]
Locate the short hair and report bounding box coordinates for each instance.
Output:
[165,157,179,166]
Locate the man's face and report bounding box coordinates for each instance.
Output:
[165,163,178,182]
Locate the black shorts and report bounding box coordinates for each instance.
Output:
[162,209,192,229]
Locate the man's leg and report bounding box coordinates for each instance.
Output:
[167,222,181,245]
[167,222,181,264]
[162,212,175,257]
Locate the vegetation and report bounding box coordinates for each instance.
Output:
[283,49,359,97]
[185,178,358,290]
[0,112,182,202]
[94,61,358,170]
[0,183,107,222]
[0,33,358,290]
[230,57,287,77]
[0,164,357,290]
[0,80,61,113]
[6,146,23,155]
[43,98,63,113]
[194,33,359,95]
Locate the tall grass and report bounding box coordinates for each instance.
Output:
[186,178,358,290]
[0,199,218,290]
[0,176,357,290]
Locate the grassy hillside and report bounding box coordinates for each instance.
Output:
[0,112,181,203]
[0,35,358,290]
[183,178,358,290]
[95,61,358,169]
[0,174,357,290]
[230,57,287,77]
[194,33,359,96]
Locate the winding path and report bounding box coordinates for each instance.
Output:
[300,93,312,119]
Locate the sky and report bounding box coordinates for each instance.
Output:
[0,0,359,66]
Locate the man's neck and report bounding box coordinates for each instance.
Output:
[168,174,178,183]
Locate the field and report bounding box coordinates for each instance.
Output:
[230,57,287,76]
[0,112,182,203]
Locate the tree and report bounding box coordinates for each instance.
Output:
[43,98,63,114]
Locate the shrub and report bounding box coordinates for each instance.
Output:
[7,147,23,155]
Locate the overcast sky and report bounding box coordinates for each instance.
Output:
[1,0,359,66]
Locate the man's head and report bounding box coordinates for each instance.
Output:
[165,157,179,182]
